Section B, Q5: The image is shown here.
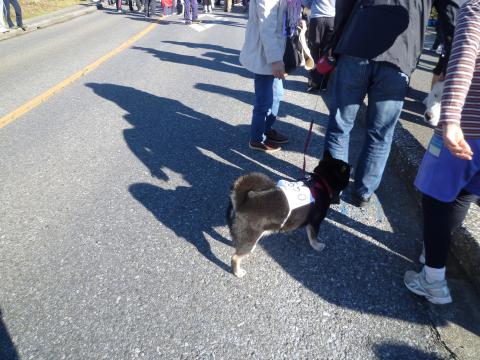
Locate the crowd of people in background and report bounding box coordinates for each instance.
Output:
[100,0,245,23]
[240,0,479,305]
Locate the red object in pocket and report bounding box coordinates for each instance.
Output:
[316,56,336,75]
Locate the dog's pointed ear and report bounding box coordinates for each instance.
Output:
[340,164,350,174]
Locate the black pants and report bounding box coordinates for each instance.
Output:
[308,16,334,87]
[423,190,478,268]
[144,0,156,17]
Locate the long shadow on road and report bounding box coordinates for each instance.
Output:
[133,46,251,78]
[86,83,303,273]
[86,83,479,343]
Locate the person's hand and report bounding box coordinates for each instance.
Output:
[272,61,285,79]
[442,122,473,160]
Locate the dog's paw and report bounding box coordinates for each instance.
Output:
[233,268,247,278]
[310,240,326,252]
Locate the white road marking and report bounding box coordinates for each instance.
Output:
[190,14,226,32]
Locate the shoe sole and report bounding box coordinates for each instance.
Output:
[266,138,289,144]
[248,143,281,153]
[404,280,452,305]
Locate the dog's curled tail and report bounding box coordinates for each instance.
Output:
[231,172,275,210]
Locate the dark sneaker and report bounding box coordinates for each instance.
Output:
[331,193,341,204]
[352,192,371,208]
[192,19,201,24]
[307,78,320,93]
[265,129,289,144]
[249,140,281,153]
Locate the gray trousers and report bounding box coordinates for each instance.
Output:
[4,0,22,27]
[144,0,156,17]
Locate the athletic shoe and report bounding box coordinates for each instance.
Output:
[192,19,201,24]
[307,78,320,93]
[249,140,281,153]
[404,268,452,304]
[265,129,289,144]
[185,20,192,24]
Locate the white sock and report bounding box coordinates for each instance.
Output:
[424,265,446,283]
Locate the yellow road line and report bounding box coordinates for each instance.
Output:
[0,21,159,130]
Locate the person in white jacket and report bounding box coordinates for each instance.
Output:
[240,0,289,153]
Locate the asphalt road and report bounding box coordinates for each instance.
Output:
[0,5,470,359]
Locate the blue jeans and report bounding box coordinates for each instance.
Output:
[184,0,198,21]
[324,55,408,197]
[5,0,23,27]
[251,74,276,142]
[271,78,284,117]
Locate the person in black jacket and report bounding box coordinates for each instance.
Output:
[323,0,459,207]
[430,1,462,88]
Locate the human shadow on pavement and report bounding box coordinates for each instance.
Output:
[86,84,480,337]
[194,83,328,155]
[0,312,19,360]
[86,83,305,273]
[194,83,325,126]
[161,41,240,55]
[373,341,445,359]
[133,46,251,78]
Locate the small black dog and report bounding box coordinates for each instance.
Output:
[227,157,351,277]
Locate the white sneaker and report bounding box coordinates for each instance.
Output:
[0,26,9,33]
[404,268,452,304]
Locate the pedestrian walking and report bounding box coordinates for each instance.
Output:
[430,1,462,88]
[144,0,156,17]
[404,0,480,305]
[239,0,290,152]
[323,0,458,207]
[4,0,24,30]
[203,0,213,12]
[116,0,123,12]
[184,0,199,24]
[224,0,232,12]
[302,0,335,92]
